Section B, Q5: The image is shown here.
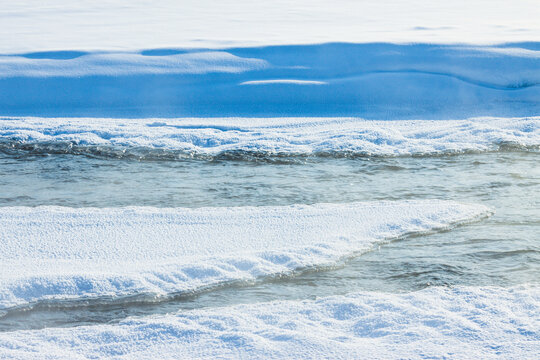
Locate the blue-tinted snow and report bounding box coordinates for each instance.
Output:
[0,43,538,119]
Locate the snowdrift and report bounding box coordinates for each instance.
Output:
[1,43,538,118]
[0,201,490,309]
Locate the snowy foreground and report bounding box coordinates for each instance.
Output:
[2,116,539,157]
[0,201,490,310]
[0,285,537,359]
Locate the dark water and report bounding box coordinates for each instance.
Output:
[0,149,538,331]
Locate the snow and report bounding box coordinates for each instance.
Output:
[0,51,268,78]
[2,116,539,157]
[0,201,490,310]
[0,43,538,118]
[240,80,327,86]
[2,1,539,53]
[1,1,538,356]
[0,285,537,359]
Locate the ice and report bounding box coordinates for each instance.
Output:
[2,117,539,157]
[0,201,490,309]
[0,285,537,359]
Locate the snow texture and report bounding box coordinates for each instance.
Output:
[0,43,538,118]
[0,201,490,310]
[2,117,539,157]
[0,285,537,359]
[2,1,539,53]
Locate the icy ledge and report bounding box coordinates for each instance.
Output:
[1,117,539,158]
[0,201,490,310]
[0,285,537,359]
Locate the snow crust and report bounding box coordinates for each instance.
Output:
[2,1,539,53]
[2,117,539,157]
[0,285,537,359]
[0,201,490,310]
[0,51,268,78]
[1,43,538,118]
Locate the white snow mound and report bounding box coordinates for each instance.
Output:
[0,201,490,309]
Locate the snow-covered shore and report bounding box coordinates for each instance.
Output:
[2,116,539,157]
[1,285,537,359]
[0,201,490,310]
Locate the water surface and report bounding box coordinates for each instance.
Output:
[0,149,538,331]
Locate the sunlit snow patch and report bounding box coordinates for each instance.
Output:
[0,285,537,359]
[0,201,491,310]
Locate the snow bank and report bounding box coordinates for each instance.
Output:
[0,285,537,359]
[2,117,539,158]
[0,201,490,310]
[0,43,538,118]
[0,51,268,78]
[2,1,539,53]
